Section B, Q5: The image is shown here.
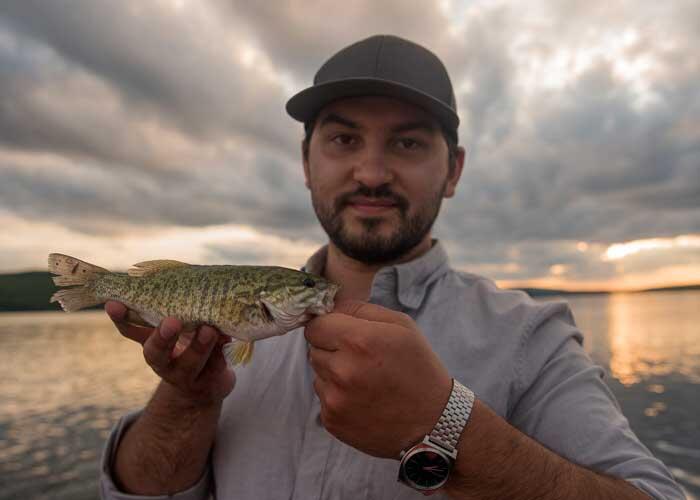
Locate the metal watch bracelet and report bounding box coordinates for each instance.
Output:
[426,379,475,459]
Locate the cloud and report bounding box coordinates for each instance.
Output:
[210,0,457,80]
[0,0,698,288]
[0,210,320,273]
[441,12,700,245]
[0,1,297,153]
[0,148,318,237]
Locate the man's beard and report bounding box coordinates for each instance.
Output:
[311,183,446,265]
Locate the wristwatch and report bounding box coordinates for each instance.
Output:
[397,379,475,493]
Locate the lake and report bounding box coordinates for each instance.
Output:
[1,291,699,499]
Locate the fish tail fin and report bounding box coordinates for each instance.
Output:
[223,340,255,366]
[48,253,110,312]
[49,253,110,285]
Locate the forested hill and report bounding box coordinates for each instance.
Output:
[0,272,61,312]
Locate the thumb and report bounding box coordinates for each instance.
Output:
[331,299,368,317]
[332,300,415,329]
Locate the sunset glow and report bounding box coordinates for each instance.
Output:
[604,235,700,261]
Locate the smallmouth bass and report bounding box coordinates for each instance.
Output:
[48,253,339,365]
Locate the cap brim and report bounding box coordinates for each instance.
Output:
[286,78,459,131]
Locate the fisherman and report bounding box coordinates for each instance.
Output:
[100,35,684,499]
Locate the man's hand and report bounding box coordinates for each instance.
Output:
[105,301,235,405]
[304,300,452,459]
[105,301,235,494]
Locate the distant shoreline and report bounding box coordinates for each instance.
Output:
[1,271,698,312]
[516,284,700,297]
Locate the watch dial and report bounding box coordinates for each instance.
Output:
[404,450,450,489]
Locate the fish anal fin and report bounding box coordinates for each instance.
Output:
[223,340,255,366]
[128,260,190,277]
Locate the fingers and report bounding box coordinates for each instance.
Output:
[144,322,219,383]
[171,325,218,379]
[105,301,152,344]
[308,346,335,381]
[333,300,415,329]
[199,342,229,378]
[306,302,409,351]
[142,317,181,370]
[105,300,127,319]
[306,300,414,350]
[106,301,233,402]
[304,314,343,351]
[313,376,327,398]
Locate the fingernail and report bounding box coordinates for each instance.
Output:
[198,326,215,345]
[160,322,177,340]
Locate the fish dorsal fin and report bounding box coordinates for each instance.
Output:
[128,259,190,277]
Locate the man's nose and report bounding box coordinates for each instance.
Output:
[352,146,393,188]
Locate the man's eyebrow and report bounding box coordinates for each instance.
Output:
[318,113,437,134]
[391,120,438,134]
[319,113,359,129]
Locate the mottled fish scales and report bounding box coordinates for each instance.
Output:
[48,254,339,365]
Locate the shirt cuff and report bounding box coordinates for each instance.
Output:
[99,410,212,500]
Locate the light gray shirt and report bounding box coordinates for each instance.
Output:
[100,242,684,500]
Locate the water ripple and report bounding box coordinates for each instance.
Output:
[1,293,699,498]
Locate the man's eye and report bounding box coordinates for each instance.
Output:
[396,138,421,150]
[332,134,356,146]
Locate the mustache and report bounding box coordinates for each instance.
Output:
[334,184,409,213]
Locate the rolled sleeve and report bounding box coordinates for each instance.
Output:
[99,410,213,500]
[509,302,685,500]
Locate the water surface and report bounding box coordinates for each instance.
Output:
[1,291,698,498]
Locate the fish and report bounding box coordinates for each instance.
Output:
[48,253,339,365]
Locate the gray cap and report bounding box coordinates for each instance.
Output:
[286,35,459,142]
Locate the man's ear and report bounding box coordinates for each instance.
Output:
[302,140,311,189]
[444,146,466,198]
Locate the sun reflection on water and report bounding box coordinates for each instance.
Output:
[606,291,700,386]
[0,310,159,499]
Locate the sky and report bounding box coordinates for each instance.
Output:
[0,0,698,291]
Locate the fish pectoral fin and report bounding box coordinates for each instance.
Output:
[222,340,255,366]
[124,309,151,328]
[128,259,190,277]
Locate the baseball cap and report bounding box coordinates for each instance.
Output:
[286,35,459,143]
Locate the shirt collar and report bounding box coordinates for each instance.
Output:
[303,246,328,276]
[302,240,450,310]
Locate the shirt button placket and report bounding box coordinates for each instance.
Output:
[291,395,334,500]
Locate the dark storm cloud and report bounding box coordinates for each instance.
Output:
[211,0,454,81]
[0,150,317,237]
[0,64,186,174]
[0,0,318,238]
[441,26,700,253]
[0,1,296,153]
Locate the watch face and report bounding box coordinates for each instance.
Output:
[402,449,451,490]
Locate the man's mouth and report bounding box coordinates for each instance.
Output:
[347,196,398,215]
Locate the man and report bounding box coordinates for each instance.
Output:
[100,35,684,499]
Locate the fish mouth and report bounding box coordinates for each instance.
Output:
[308,305,330,315]
[308,283,339,315]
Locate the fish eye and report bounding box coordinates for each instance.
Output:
[303,277,316,288]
